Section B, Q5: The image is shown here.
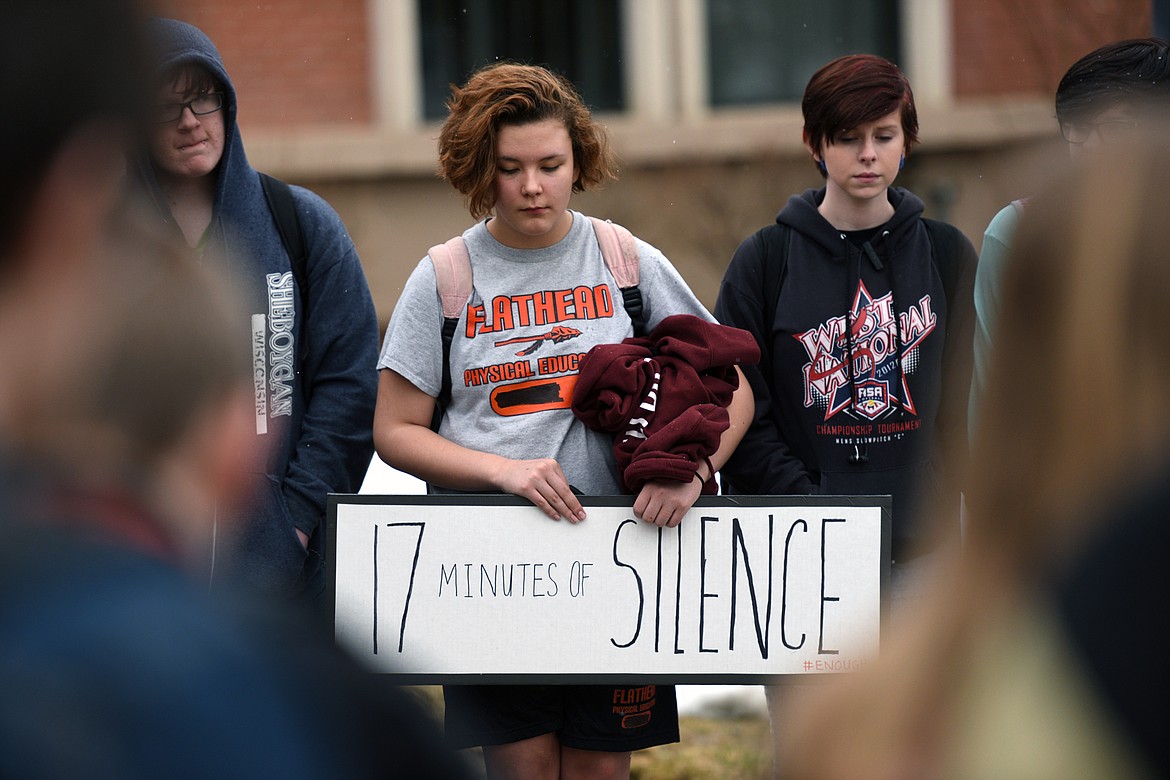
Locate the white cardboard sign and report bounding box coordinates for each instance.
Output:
[327,495,890,683]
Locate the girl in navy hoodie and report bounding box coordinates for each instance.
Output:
[715,52,976,774]
[716,54,975,566]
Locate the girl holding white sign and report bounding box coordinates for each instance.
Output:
[374,63,754,779]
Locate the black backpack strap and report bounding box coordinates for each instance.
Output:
[434,317,458,432]
[589,217,647,337]
[259,172,310,354]
[756,223,792,338]
[717,222,788,497]
[427,237,473,432]
[620,287,646,338]
[922,218,964,312]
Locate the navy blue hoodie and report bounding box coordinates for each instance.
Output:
[133,19,379,597]
[715,187,975,554]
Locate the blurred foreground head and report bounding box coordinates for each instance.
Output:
[8,205,261,558]
[779,134,1170,780]
[1056,37,1170,159]
[0,0,149,446]
[0,0,262,558]
[972,131,1170,573]
[0,0,145,268]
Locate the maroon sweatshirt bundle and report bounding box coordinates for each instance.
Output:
[571,314,760,494]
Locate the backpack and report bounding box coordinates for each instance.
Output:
[754,217,966,343]
[259,172,309,361]
[427,217,645,430]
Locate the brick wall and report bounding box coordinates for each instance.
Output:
[145,1,1157,128]
[146,0,372,129]
[953,0,1152,98]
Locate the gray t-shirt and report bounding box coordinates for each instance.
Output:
[378,211,713,495]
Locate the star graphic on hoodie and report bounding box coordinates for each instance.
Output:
[823,280,918,421]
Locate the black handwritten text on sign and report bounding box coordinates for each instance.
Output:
[328,496,889,683]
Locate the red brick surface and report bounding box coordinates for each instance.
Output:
[147,0,372,129]
[953,0,1152,98]
[146,1,1154,125]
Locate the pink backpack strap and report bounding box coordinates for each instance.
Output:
[588,217,640,288]
[427,237,473,318]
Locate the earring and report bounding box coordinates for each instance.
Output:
[898,155,905,171]
[817,159,827,176]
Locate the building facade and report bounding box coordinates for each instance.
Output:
[149,0,1151,313]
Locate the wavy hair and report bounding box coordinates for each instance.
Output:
[438,63,618,219]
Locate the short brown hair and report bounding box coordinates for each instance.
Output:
[802,54,919,171]
[158,63,221,99]
[438,63,618,219]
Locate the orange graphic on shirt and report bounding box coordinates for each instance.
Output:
[465,285,614,338]
[494,325,582,356]
[461,284,602,417]
[489,375,578,416]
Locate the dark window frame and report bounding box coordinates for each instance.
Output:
[707,0,902,108]
[419,0,625,121]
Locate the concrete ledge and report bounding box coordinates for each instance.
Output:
[246,125,442,180]
[247,97,1057,181]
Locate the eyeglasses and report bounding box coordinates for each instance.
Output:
[153,93,224,124]
[1059,117,1139,144]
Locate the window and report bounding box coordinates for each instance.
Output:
[419,0,624,120]
[707,0,901,107]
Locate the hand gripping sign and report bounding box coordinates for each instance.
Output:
[327,495,890,683]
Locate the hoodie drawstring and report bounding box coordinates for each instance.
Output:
[843,230,906,465]
[841,234,868,464]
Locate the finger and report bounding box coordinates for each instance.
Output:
[540,464,586,523]
[524,486,561,521]
[643,495,665,526]
[538,481,580,523]
[558,487,587,523]
[633,492,649,521]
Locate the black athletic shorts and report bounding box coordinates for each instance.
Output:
[443,684,679,752]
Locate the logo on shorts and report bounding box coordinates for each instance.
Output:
[612,684,657,729]
[621,712,652,729]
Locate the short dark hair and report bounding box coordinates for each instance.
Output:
[0,0,147,265]
[158,65,221,99]
[802,54,919,167]
[1056,38,1170,122]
